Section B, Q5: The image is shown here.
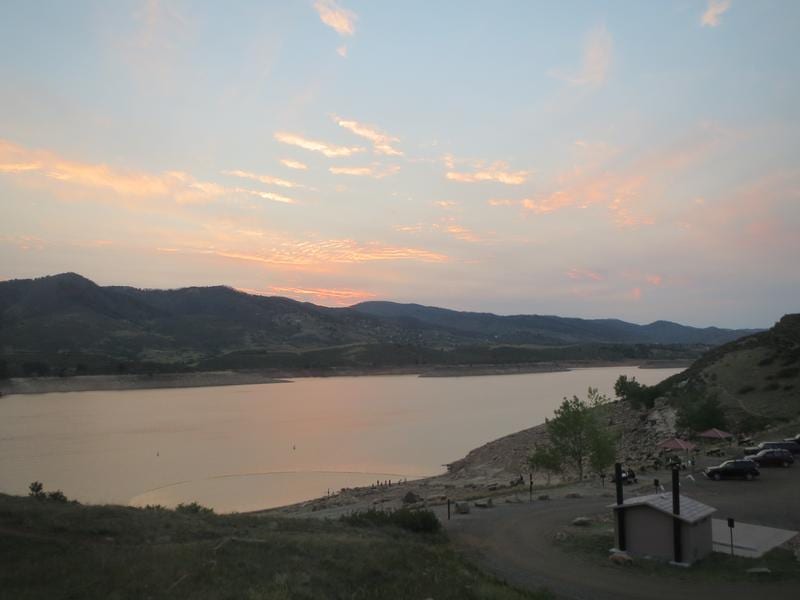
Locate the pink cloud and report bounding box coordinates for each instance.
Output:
[567,268,604,282]
[645,274,663,286]
[446,161,529,185]
[701,0,731,27]
[314,0,357,36]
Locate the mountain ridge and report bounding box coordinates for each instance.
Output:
[0,273,764,377]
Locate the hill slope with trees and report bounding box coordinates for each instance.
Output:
[0,273,760,377]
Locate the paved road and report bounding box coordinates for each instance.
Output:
[438,464,800,600]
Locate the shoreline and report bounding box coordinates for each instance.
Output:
[0,360,690,396]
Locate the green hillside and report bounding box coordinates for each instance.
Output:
[655,314,800,430]
[0,493,544,600]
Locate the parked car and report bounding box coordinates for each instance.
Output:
[743,441,800,456]
[784,434,800,445]
[750,448,794,468]
[704,459,760,481]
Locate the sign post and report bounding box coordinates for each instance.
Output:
[529,473,533,503]
[727,517,735,556]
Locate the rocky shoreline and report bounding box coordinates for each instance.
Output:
[262,398,685,520]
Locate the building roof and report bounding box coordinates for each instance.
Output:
[698,427,733,439]
[609,493,716,524]
[659,437,698,451]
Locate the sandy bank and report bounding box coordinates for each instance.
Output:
[0,371,289,395]
[0,360,687,396]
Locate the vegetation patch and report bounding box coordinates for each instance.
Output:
[0,493,543,600]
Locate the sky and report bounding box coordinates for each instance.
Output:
[1,1,798,329]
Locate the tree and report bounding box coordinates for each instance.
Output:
[545,388,611,481]
[28,481,45,499]
[528,444,562,486]
[614,375,658,409]
[588,428,617,481]
[676,394,726,432]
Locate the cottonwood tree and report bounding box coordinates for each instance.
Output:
[528,444,562,486]
[544,388,614,481]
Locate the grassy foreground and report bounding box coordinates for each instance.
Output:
[0,494,547,599]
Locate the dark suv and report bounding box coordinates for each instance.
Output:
[751,449,794,468]
[743,441,800,456]
[705,459,760,481]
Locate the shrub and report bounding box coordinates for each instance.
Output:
[28,481,45,499]
[676,395,726,432]
[341,508,441,533]
[46,490,68,503]
[175,502,214,515]
[737,385,756,394]
[776,367,799,379]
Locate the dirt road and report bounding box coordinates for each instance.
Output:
[439,464,800,600]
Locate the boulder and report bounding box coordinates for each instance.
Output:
[572,517,591,527]
[402,491,422,505]
[609,552,633,566]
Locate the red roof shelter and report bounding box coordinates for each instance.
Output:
[698,428,733,440]
[659,438,697,452]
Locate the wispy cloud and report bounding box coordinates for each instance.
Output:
[0,139,297,206]
[645,274,663,286]
[280,158,308,170]
[333,116,403,156]
[442,223,483,243]
[337,45,348,58]
[259,285,376,305]
[551,24,613,86]
[223,169,302,188]
[329,164,400,178]
[160,238,447,267]
[701,0,731,27]
[236,188,296,204]
[567,268,604,282]
[314,0,357,36]
[434,200,458,209]
[274,132,364,157]
[446,161,529,185]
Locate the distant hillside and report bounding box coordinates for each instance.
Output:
[0,273,760,377]
[353,301,757,345]
[655,314,800,427]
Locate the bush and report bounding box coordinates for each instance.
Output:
[676,395,726,432]
[28,481,45,499]
[341,508,441,533]
[175,502,214,515]
[776,367,799,379]
[737,385,756,394]
[46,490,68,503]
[28,482,71,503]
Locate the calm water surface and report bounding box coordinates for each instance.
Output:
[0,367,680,512]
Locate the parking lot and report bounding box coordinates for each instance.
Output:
[668,449,800,531]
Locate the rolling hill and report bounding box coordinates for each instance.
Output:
[0,273,761,377]
[654,313,800,427]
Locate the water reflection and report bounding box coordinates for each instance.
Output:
[0,367,680,512]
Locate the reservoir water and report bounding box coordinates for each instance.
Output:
[0,366,680,512]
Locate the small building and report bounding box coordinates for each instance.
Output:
[610,493,716,565]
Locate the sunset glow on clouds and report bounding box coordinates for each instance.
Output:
[1,1,798,327]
